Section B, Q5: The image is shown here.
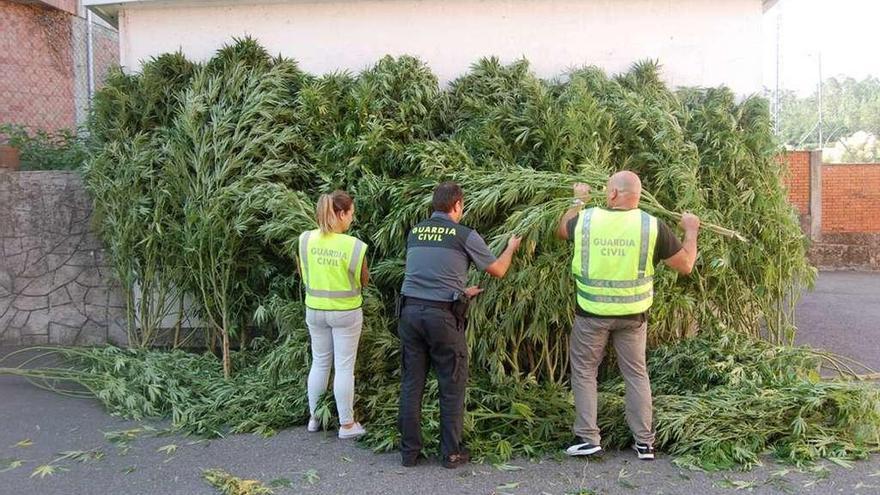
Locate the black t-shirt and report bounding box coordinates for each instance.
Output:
[565,209,683,320]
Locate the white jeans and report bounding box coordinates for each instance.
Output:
[305,308,363,425]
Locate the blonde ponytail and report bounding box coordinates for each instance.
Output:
[316,190,353,234]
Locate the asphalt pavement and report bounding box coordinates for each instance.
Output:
[0,271,878,495]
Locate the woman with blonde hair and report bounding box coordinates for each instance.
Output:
[298,190,369,439]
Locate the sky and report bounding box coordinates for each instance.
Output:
[762,0,880,95]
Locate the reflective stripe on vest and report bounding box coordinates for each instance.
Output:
[299,230,366,310]
[571,208,658,315]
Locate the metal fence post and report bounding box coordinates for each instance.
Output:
[87,10,95,105]
[809,150,823,242]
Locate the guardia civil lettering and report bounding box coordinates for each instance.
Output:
[310,246,347,266]
[593,237,636,257]
[411,225,457,241]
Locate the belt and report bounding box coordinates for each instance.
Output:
[402,296,454,310]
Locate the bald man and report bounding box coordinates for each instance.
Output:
[555,171,700,461]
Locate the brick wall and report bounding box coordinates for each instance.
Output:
[821,164,880,234]
[1,2,119,134]
[781,150,810,216]
[37,0,78,15]
[781,151,880,270]
[782,151,880,235]
[0,1,76,132]
[90,14,118,95]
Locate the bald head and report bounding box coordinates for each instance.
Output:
[606,171,642,209]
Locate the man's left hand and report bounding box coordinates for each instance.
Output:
[573,183,591,202]
[464,286,484,298]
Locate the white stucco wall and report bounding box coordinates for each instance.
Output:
[117,0,763,94]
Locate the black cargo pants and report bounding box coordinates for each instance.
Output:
[397,300,468,459]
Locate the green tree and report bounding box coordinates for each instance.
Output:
[774,76,880,148]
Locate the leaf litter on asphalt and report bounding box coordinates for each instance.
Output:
[715,477,759,490]
[202,468,273,495]
[494,463,524,472]
[103,427,147,455]
[268,478,292,488]
[828,457,855,469]
[495,481,520,494]
[302,468,319,485]
[616,467,638,489]
[57,450,105,463]
[30,464,68,479]
[0,458,25,473]
[157,444,178,455]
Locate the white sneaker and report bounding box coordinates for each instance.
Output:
[307,417,321,432]
[633,442,655,460]
[565,437,604,457]
[338,422,366,439]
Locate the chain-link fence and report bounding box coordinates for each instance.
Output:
[72,10,119,129]
[0,1,118,134]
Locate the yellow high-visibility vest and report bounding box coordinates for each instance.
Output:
[298,230,367,311]
[571,208,658,315]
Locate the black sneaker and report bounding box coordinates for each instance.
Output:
[442,450,470,469]
[565,437,604,457]
[401,452,423,467]
[632,442,655,460]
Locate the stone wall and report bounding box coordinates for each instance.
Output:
[810,233,880,272]
[0,171,125,345]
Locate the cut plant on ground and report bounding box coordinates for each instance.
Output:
[1,38,877,471]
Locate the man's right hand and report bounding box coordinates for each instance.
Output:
[486,235,523,278]
[680,213,700,233]
[665,213,701,275]
[507,235,523,251]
